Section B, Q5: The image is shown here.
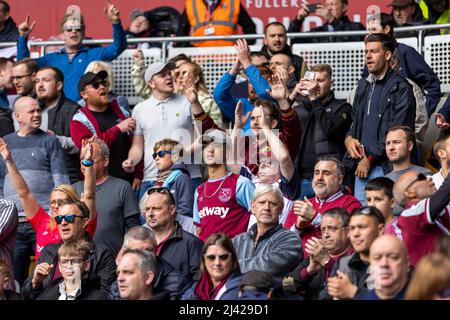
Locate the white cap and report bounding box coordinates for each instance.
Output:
[144,61,175,82]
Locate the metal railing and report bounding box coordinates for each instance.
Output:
[1,22,449,58]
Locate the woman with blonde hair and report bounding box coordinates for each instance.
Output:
[176,61,223,128]
[405,252,450,300]
[0,138,97,260]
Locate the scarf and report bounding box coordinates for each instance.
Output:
[194,272,231,300]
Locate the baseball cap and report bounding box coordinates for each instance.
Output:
[200,129,231,148]
[144,61,176,82]
[130,9,145,21]
[388,0,416,7]
[77,70,108,93]
[240,271,275,293]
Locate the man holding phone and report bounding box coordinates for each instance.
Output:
[287,64,352,199]
[288,0,365,44]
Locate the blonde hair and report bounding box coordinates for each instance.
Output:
[48,184,80,230]
[179,61,208,93]
[405,252,450,300]
[58,239,90,260]
[85,60,114,91]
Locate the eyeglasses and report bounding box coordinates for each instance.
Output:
[320,225,346,233]
[204,252,231,262]
[257,159,272,168]
[65,25,83,32]
[404,172,427,191]
[10,73,32,82]
[89,80,107,90]
[55,214,85,224]
[59,258,85,267]
[152,150,172,159]
[147,187,176,205]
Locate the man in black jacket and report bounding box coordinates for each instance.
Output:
[288,0,365,44]
[35,66,81,183]
[21,199,116,300]
[260,22,306,82]
[111,226,193,300]
[289,64,352,199]
[0,1,19,43]
[344,33,416,205]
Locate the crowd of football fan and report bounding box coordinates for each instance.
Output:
[0,0,449,300]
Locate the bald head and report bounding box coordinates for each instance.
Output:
[394,171,435,207]
[13,96,41,135]
[370,234,408,260]
[369,234,409,298]
[13,96,39,112]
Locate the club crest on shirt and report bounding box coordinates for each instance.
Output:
[218,188,232,202]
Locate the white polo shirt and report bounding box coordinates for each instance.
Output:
[133,93,201,181]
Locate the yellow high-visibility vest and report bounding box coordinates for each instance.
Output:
[419,0,450,34]
[186,0,240,47]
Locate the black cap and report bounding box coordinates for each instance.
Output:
[240,271,275,293]
[77,70,108,93]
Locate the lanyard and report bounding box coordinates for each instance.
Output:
[204,0,216,24]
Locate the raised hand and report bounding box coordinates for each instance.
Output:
[234,100,251,129]
[234,39,251,68]
[327,270,358,299]
[266,71,288,102]
[0,137,12,161]
[315,4,333,23]
[305,237,330,266]
[294,196,317,227]
[133,49,144,64]
[296,4,310,20]
[18,14,36,37]
[183,76,199,104]
[104,0,120,23]
[80,136,95,161]
[299,78,319,100]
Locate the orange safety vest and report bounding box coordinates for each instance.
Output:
[185,0,240,46]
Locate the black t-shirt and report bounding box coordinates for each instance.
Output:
[90,108,133,183]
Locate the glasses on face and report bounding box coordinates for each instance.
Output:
[257,159,272,168]
[55,214,84,224]
[152,150,172,159]
[65,25,83,32]
[89,80,107,90]
[59,258,85,267]
[147,187,176,204]
[320,225,345,233]
[405,172,427,191]
[10,73,32,82]
[204,252,231,262]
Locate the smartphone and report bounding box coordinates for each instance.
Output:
[357,144,366,157]
[306,3,319,12]
[304,71,316,80]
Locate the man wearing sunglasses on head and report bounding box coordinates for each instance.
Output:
[71,70,138,185]
[16,1,126,102]
[21,199,116,300]
[393,169,450,266]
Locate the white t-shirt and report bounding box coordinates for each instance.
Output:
[432,170,444,190]
[133,93,201,181]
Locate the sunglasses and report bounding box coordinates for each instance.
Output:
[204,252,231,262]
[59,258,85,267]
[89,80,107,90]
[152,150,172,159]
[55,214,84,224]
[147,187,176,204]
[65,26,83,32]
[405,172,427,190]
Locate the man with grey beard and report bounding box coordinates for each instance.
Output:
[283,156,361,257]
